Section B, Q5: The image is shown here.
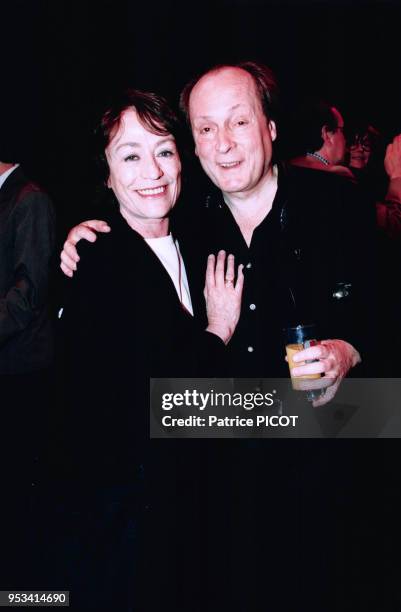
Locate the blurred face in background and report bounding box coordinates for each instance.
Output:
[349,133,372,169]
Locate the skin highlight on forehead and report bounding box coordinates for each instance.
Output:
[189,67,263,124]
[106,110,176,161]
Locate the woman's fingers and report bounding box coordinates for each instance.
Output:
[205,252,243,293]
[205,254,216,290]
[225,253,235,284]
[215,250,226,286]
[235,264,244,294]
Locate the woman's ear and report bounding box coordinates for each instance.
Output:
[269,120,277,142]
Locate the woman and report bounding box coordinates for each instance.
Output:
[59,88,243,464]
[54,90,243,609]
[347,122,387,199]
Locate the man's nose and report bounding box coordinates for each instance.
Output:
[141,156,164,180]
[215,128,233,153]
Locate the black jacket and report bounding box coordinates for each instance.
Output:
[0,167,56,374]
[57,199,225,481]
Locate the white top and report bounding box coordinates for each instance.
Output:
[145,234,194,316]
[0,164,19,190]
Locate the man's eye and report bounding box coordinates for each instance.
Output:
[236,120,248,126]
[124,154,139,162]
[200,126,211,134]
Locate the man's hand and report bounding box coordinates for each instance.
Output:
[290,339,361,406]
[204,250,244,344]
[384,134,401,180]
[291,376,340,407]
[290,339,361,379]
[60,220,110,277]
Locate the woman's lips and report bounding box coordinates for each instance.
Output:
[136,185,167,196]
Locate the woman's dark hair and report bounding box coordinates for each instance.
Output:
[94,89,184,185]
[348,123,381,151]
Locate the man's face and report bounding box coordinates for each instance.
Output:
[188,67,277,197]
[329,107,346,164]
[105,109,181,225]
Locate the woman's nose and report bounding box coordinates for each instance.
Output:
[141,156,164,180]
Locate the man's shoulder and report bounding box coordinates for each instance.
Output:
[2,168,54,214]
[2,166,40,196]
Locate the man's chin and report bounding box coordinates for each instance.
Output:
[214,175,246,193]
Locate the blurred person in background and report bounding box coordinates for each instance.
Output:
[0,126,56,588]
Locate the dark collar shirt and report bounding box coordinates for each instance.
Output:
[183,164,367,377]
[198,176,292,377]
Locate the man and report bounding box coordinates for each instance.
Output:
[0,144,56,587]
[179,63,362,380]
[62,62,361,384]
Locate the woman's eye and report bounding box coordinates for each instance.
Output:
[236,119,247,126]
[200,126,211,134]
[158,150,174,157]
[124,154,139,162]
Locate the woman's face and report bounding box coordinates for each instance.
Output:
[349,134,372,169]
[105,109,181,225]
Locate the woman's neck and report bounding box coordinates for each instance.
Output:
[119,209,170,238]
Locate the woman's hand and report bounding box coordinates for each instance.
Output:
[60,220,110,277]
[204,250,244,344]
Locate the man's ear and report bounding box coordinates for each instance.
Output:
[194,145,199,158]
[107,175,111,188]
[321,125,333,144]
[269,120,277,142]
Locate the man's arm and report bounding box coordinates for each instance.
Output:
[0,190,55,346]
[377,134,401,238]
[60,220,110,277]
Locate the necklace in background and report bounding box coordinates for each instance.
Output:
[306,152,330,166]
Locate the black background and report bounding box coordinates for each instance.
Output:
[2,2,401,606]
[2,0,401,222]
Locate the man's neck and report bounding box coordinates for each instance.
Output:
[222,165,278,247]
